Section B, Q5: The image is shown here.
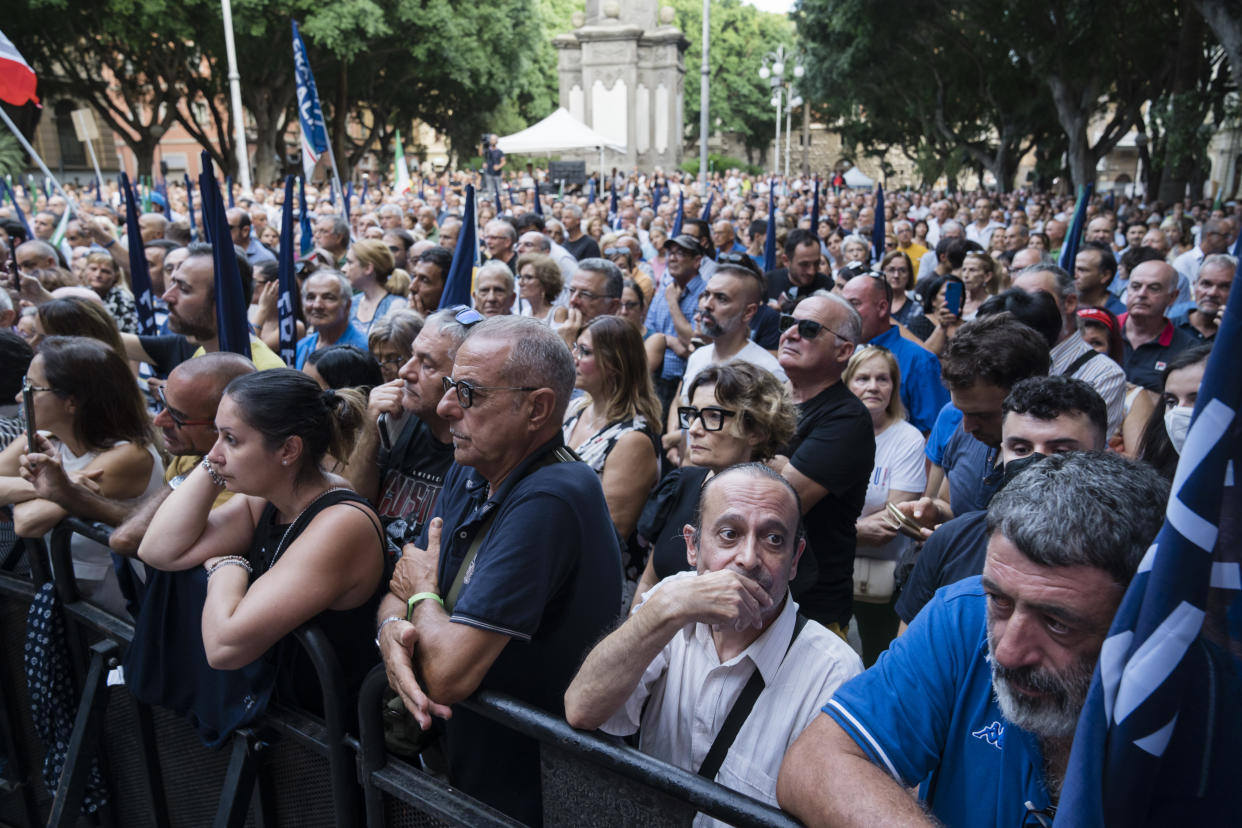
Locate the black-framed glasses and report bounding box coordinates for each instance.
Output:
[156,385,217,430]
[677,405,737,432]
[442,376,538,409]
[447,305,484,328]
[866,271,894,303]
[779,314,852,343]
[21,378,53,394]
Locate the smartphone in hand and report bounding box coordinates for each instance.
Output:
[23,386,37,452]
[944,281,964,318]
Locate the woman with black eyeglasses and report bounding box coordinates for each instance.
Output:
[630,360,796,609]
[1,336,164,616]
[879,251,922,328]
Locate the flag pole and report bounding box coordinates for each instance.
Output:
[0,107,81,215]
[219,0,252,193]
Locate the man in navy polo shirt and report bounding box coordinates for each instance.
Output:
[1119,260,1198,391]
[779,452,1241,825]
[375,316,621,825]
[841,273,947,433]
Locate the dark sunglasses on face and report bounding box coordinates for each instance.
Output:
[779,313,852,343]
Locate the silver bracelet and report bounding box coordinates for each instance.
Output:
[206,556,253,577]
[375,615,405,649]
[200,456,226,487]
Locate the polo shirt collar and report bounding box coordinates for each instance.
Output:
[1119,312,1176,346]
[462,433,569,509]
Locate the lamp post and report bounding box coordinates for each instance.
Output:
[758,46,803,180]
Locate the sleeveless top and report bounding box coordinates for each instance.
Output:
[562,399,657,475]
[247,489,389,716]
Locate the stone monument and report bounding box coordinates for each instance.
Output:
[553,1,688,172]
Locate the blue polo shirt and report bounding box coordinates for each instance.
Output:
[646,272,706,380]
[868,324,948,433]
[293,322,369,369]
[420,435,622,824]
[825,577,1053,826]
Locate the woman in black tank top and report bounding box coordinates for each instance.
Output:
[139,370,386,698]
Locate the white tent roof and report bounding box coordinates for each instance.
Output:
[842,166,875,188]
[496,108,625,154]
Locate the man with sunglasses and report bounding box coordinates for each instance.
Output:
[376,316,620,825]
[842,274,948,433]
[774,293,875,634]
[18,353,258,554]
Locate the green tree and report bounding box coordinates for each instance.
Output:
[666,0,796,162]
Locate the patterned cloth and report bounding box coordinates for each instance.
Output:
[102,285,139,334]
[562,401,655,474]
[24,582,109,813]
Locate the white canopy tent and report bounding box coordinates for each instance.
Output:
[842,166,875,189]
[496,108,625,174]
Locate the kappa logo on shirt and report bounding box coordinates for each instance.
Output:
[972,720,1005,750]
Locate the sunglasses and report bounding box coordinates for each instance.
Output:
[677,405,738,432]
[779,314,852,343]
[441,376,537,409]
[447,305,484,328]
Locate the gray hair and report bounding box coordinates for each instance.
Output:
[576,257,624,298]
[986,452,1168,589]
[564,204,583,220]
[465,315,575,420]
[520,231,551,253]
[319,214,350,242]
[1015,263,1075,302]
[424,308,472,356]
[475,260,515,294]
[484,220,516,243]
[809,290,863,343]
[893,220,912,233]
[17,239,58,262]
[941,219,963,234]
[1200,253,1237,278]
[378,204,403,219]
[367,308,425,354]
[302,268,352,302]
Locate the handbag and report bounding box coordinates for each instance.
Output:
[853,556,897,603]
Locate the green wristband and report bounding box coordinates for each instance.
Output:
[406,591,443,621]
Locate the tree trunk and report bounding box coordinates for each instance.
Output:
[1195,0,1242,92]
[1158,4,1206,203]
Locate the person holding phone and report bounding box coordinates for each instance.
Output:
[912,274,965,356]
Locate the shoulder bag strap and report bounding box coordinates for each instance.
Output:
[1060,348,1100,378]
[697,613,808,780]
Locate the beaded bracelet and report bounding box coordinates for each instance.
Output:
[206,556,253,577]
[200,456,226,487]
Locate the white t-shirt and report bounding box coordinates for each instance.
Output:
[859,419,926,561]
[680,341,788,404]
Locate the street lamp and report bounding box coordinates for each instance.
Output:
[759,46,804,179]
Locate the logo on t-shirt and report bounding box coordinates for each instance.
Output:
[972,720,1004,750]
[377,471,444,547]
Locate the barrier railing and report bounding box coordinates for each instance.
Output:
[0,518,808,828]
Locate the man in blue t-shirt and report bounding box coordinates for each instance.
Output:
[778,453,1241,825]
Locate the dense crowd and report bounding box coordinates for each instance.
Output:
[0,164,1238,825]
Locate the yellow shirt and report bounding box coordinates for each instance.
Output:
[191,336,288,371]
[165,453,235,507]
[898,243,929,280]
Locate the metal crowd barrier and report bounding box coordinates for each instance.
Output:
[0,517,805,827]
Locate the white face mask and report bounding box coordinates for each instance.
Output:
[1164,406,1193,455]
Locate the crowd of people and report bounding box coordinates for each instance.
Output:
[0,165,1238,825]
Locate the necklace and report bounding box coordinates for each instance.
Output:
[265,486,351,569]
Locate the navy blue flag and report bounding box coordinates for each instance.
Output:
[276,176,298,366]
[586,175,596,205]
[1057,246,1242,825]
[1058,183,1094,272]
[0,180,6,206]
[671,190,685,238]
[439,183,476,310]
[763,183,777,273]
[94,176,102,205]
[156,177,168,215]
[3,180,33,239]
[700,193,713,222]
[609,184,619,229]
[533,179,542,216]
[184,174,197,241]
[343,181,353,224]
[119,172,159,336]
[871,184,886,266]
[226,176,234,208]
[198,151,251,359]
[652,185,662,215]
[360,176,368,208]
[298,177,313,257]
[292,20,330,184]
[810,175,820,234]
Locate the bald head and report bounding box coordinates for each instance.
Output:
[175,351,257,402]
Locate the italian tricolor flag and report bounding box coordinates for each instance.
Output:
[0,30,39,107]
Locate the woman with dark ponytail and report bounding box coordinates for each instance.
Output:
[139,368,385,711]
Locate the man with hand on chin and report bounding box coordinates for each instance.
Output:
[565,463,861,826]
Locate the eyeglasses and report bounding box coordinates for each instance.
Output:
[156,385,217,430]
[447,305,484,327]
[21,378,53,394]
[779,313,852,343]
[677,405,737,432]
[375,355,406,368]
[568,287,602,301]
[620,300,642,312]
[441,376,538,409]
[571,342,593,359]
[603,247,629,257]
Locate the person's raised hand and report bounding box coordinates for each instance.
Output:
[379,621,453,729]
[895,497,939,539]
[391,517,443,602]
[367,378,406,423]
[653,569,772,632]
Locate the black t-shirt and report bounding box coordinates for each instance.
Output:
[785,381,875,628]
[138,333,196,377]
[483,146,505,175]
[563,233,601,262]
[637,465,711,581]
[374,415,455,549]
[765,268,833,311]
[749,304,782,349]
[894,510,989,624]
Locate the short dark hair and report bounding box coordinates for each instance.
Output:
[145,238,180,254]
[1081,241,1116,277]
[1119,245,1164,275]
[977,288,1063,350]
[305,344,384,392]
[1001,376,1108,447]
[576,258,624,298]
[417,246,453,277]
[941,313,1051,391]
[514,212,545,233]
[683,219,715,259]
[987,452,1168,589]
[784,227,819,258]
[0,329,33,403]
